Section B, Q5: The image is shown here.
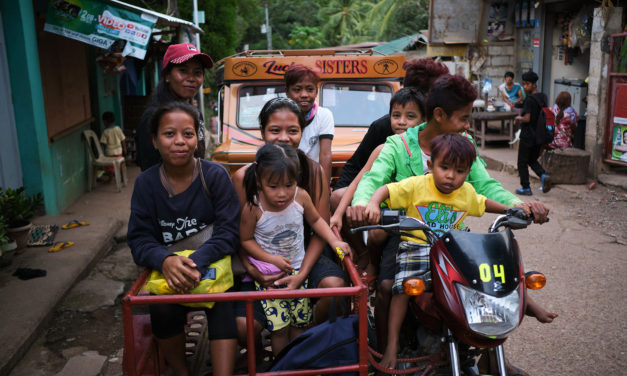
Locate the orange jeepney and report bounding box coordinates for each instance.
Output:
[211,49,406,178]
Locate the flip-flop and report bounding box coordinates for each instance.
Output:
[61,220,90,229]
[49,241,74,253]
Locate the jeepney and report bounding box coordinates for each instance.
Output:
[211,49,406,179]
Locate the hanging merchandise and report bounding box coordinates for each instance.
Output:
[569,8,593,53]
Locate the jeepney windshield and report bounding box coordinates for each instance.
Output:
[321,83,393,126]
[238,85,286,129]
[236,82,393,129]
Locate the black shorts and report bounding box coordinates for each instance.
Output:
[150,297,237,340]
[308,249,348,288]
[233,280,268,327]
[377,234,401,283]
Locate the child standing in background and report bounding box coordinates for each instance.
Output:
[100,111,127,179]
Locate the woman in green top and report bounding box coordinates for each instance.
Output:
[347,75,550,354]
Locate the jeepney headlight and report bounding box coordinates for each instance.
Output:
[456,283,521,337]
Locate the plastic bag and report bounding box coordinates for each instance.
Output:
[145,250,234,309]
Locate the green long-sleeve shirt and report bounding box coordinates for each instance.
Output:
[352,123,521,207]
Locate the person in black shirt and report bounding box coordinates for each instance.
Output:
[514,71,552,195]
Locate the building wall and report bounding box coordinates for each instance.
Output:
[587,7,624,176]
[481,42,516,98]
[0,0,55,212]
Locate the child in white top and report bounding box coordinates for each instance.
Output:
[100,111,126,157]
[240,143,350,356]
[284,64,335,179]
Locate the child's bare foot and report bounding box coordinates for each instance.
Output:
[380,349,397,370]
[526,304,558,323]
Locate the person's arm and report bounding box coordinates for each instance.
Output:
[514,87,524,105]
[127,174,200,292]
[319,137,333,180]
[348,139,399,228]
[239,203,293,273]
[467,152,521,207]
[238,247,285,288]
[364,185,389,224]
[231,164,249,209]
[300,190,351,256]
[274,165,329,289]
[485,198,509,214]
[331,144,385,230]
[187,164,241,267]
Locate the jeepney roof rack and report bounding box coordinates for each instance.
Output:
[213,48,377,68]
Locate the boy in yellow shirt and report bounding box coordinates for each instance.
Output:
[365,133,556,369]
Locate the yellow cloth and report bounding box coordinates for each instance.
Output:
[386,174,486,243]
[145,251,233,309]
[100,126,126,156]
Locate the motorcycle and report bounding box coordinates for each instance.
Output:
[351,208,547,376]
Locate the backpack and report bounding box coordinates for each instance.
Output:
[530,94,555,145]
[270,299,359,375]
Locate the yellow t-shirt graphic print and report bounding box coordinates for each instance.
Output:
[386,174,486,243]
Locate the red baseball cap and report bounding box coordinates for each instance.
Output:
[162,43,213,70]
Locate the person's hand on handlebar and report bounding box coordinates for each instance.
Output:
[364,201,381,224]
[514,202,550,223]
[345,205,369,228]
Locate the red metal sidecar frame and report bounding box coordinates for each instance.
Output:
[121,255,369,376]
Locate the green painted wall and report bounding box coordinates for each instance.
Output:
[1,0,57,214]
[50,129,89,210]
[1,1,124,215]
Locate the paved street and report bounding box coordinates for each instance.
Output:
[6,165,627,375]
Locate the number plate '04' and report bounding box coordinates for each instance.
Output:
[479,263,506,284]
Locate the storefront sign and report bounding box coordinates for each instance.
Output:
[224,55,406,81]
[610,84,627,162]
[44,0,157,59]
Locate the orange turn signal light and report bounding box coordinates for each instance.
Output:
[403,279,426,296]
[525,273,546,290]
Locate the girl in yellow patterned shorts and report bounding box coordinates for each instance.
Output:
[240,142,351,355]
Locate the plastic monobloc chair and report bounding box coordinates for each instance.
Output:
[83,130,127,192]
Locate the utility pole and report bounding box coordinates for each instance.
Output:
[192,0,205,123]
[264,2,272,50]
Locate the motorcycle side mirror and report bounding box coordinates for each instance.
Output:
[398,217,430,231]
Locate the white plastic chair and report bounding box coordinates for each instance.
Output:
[83,130,127,192]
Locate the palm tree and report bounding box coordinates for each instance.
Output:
[318,0,372,46]
[368,0,427,40]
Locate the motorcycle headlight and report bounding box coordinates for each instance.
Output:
[456,283,521,337]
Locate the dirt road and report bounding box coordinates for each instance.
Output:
[9,169,627,375]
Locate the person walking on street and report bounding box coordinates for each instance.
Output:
[514,71,551,195]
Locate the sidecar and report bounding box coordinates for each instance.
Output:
[121,254,370,375]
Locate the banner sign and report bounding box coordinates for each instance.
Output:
[223,55,407,81]
[44,0,157,59]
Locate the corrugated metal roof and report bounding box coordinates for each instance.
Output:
[373,33,428,55]
[108,0,203,34]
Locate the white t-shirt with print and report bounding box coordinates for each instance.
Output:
[298,106,334,162]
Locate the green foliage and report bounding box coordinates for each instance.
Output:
[368,0,429,41]
[318,0,373,46]
[0,188,43,228]
[289,26,323,49]
[0,216,9,246]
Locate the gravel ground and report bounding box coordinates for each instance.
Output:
[465,170,627,376]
